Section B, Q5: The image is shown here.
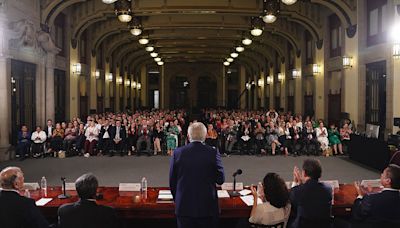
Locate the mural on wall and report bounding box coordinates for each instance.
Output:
[8,19,60,54]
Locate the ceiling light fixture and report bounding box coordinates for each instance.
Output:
[242,38,252,45]
[262,0,280,24]
[236,46,245,52]
[154,57,161,62]
[138,38,149,45]
[115,0,132,23]
[227,58,234,62]
[129,17,142,36]
[150,52,158,58]
[250,17,264,37]
[102,0,117,4]
[281,0,297,5]
[223,61,230,66]
[230,52,239,58]
[157,61,164,66]
[145,46,154,52]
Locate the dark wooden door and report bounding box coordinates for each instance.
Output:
[287,96,294,113]
[97,96,104,113]
[80,96,88,120]
[228,89,238,109]
[54,69,66,123]
[328,93,341,126]
[304,95,314,117]
[197,76,217,109]
[11,60,36,145]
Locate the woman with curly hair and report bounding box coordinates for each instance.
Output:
[249,173,291,227]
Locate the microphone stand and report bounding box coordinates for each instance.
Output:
[229,175,240,197]
[58,177,70,199]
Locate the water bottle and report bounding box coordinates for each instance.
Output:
[41,176,47,197]
[257,182,264,202]
[24,189,30,198]
[141,177,148,193]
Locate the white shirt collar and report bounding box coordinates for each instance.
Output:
[0,188,20,194]
[382,188,400,192]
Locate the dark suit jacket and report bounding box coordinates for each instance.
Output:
[289,179,332,228]
[58,199,118,228]
[169,141,225,217]
[0,190,49,228]
[99,126,113,140]
[109,126,127,141]
[352,190,400,225]
[44,126,54,139]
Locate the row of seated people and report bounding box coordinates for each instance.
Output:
[1,160,400,228]
[15,109,188,159]
[201,109,354,156]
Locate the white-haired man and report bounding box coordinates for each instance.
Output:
[169,122,225,228]
[0,166,49,228]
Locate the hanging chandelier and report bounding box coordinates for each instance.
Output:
[129,17,142,36]
[262,0,280,24]
[114,0,132,23]
[102,0,117,4]
[250,17,264,37]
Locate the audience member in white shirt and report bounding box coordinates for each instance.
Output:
[31,126,47,158]
[249,172,291,227]
[84,120,99,157]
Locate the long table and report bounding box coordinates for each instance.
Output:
[28,184,362,219]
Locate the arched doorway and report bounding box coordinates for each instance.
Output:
[197,76,217,108]
[170,76,190,109]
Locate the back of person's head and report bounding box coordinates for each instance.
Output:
[263,173,289,208]
[75,173,98,200]
[303,159,322,180]
[386,164,400,189]
[0,167,23,190]
[188,122,207,142]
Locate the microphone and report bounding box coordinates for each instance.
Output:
[233,169,242,177]
[58,177,70,199]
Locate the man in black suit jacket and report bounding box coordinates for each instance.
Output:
[352,164,400,228]
[98,119,113,155]
[289,159,332,228]
[109,120,127,156]
[0,166,49,228]
[58,173,118,228]
[169,122,225,228]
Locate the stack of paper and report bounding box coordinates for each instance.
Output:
[217,190,230,198]
[36,198,52,206]
[240,195,263,206]
[157,190,173,202]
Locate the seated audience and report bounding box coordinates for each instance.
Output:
[301,121,319,156]
[289,159,332,228]
[352,164,400,228]
[205,124,218,148]
[239,121,253,154]
[110,120,127,156]
[224,120,238,155]
[31,126,47,158]
[166,121,180,156]
[63,122,78,154]
[153,122,164,155]
[340,123,352,153]
[315,121,329,154]
[0,166,49,228]
[75,123,86,155]
[249,173,291,227]
[98,119,112,156]
[16,125,31,160]
[267,122,281,155]
[50,123,65,155]
[254,122,266,155]
[57,173,118,228]
[328,123,343,155]
[136,122,152,156]
[44,119,54,149]
[84,120,99,157]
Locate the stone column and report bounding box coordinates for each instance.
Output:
[104,62,110,109]
[269,66,274,108]
[115,67,121,111]
[294,56,303,115]
[0,57,10,160]
[253,74,258,110]
[69,44,79,119]
[140,65,147,107]
[160,65,165,109]
[240,66,246,109]
[260,71,265,109]
[90,55,97,112]
[280,62,286,111]
[315,44,326,120]
[45,53,56,121]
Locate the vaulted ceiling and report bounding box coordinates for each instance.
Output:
[40,0,357,72]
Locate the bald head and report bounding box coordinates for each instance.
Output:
[188,122,207,142]
[0,167,24,190]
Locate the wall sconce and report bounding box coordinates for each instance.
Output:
[393,43,400,59]
[246,82,251,90]
[257,78,264,87]
[117,77,123,85]
[312,64,321,75]
[94,70,100,79]
[266,76,273,85]
[137,83,142,90]
[278,73,284,81]
[72,63,82,75]
[292,69,301,79]
[125,80,131,87]
[132,81,137,89]
[107,73,113,81]
[342,56,353,69]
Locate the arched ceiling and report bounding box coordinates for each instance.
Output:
[41,0,357,67]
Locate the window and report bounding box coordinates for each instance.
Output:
[367,0,387,46]
[305,31,314,64]
[329,14,342,58]
[54,13,66,57]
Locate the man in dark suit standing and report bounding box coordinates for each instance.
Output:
[109,120,127,156]
[352,164,400,227]
[289,159,332,228]
[58,173,118,228]
[0,166,49,228]
[169,122,225,228]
